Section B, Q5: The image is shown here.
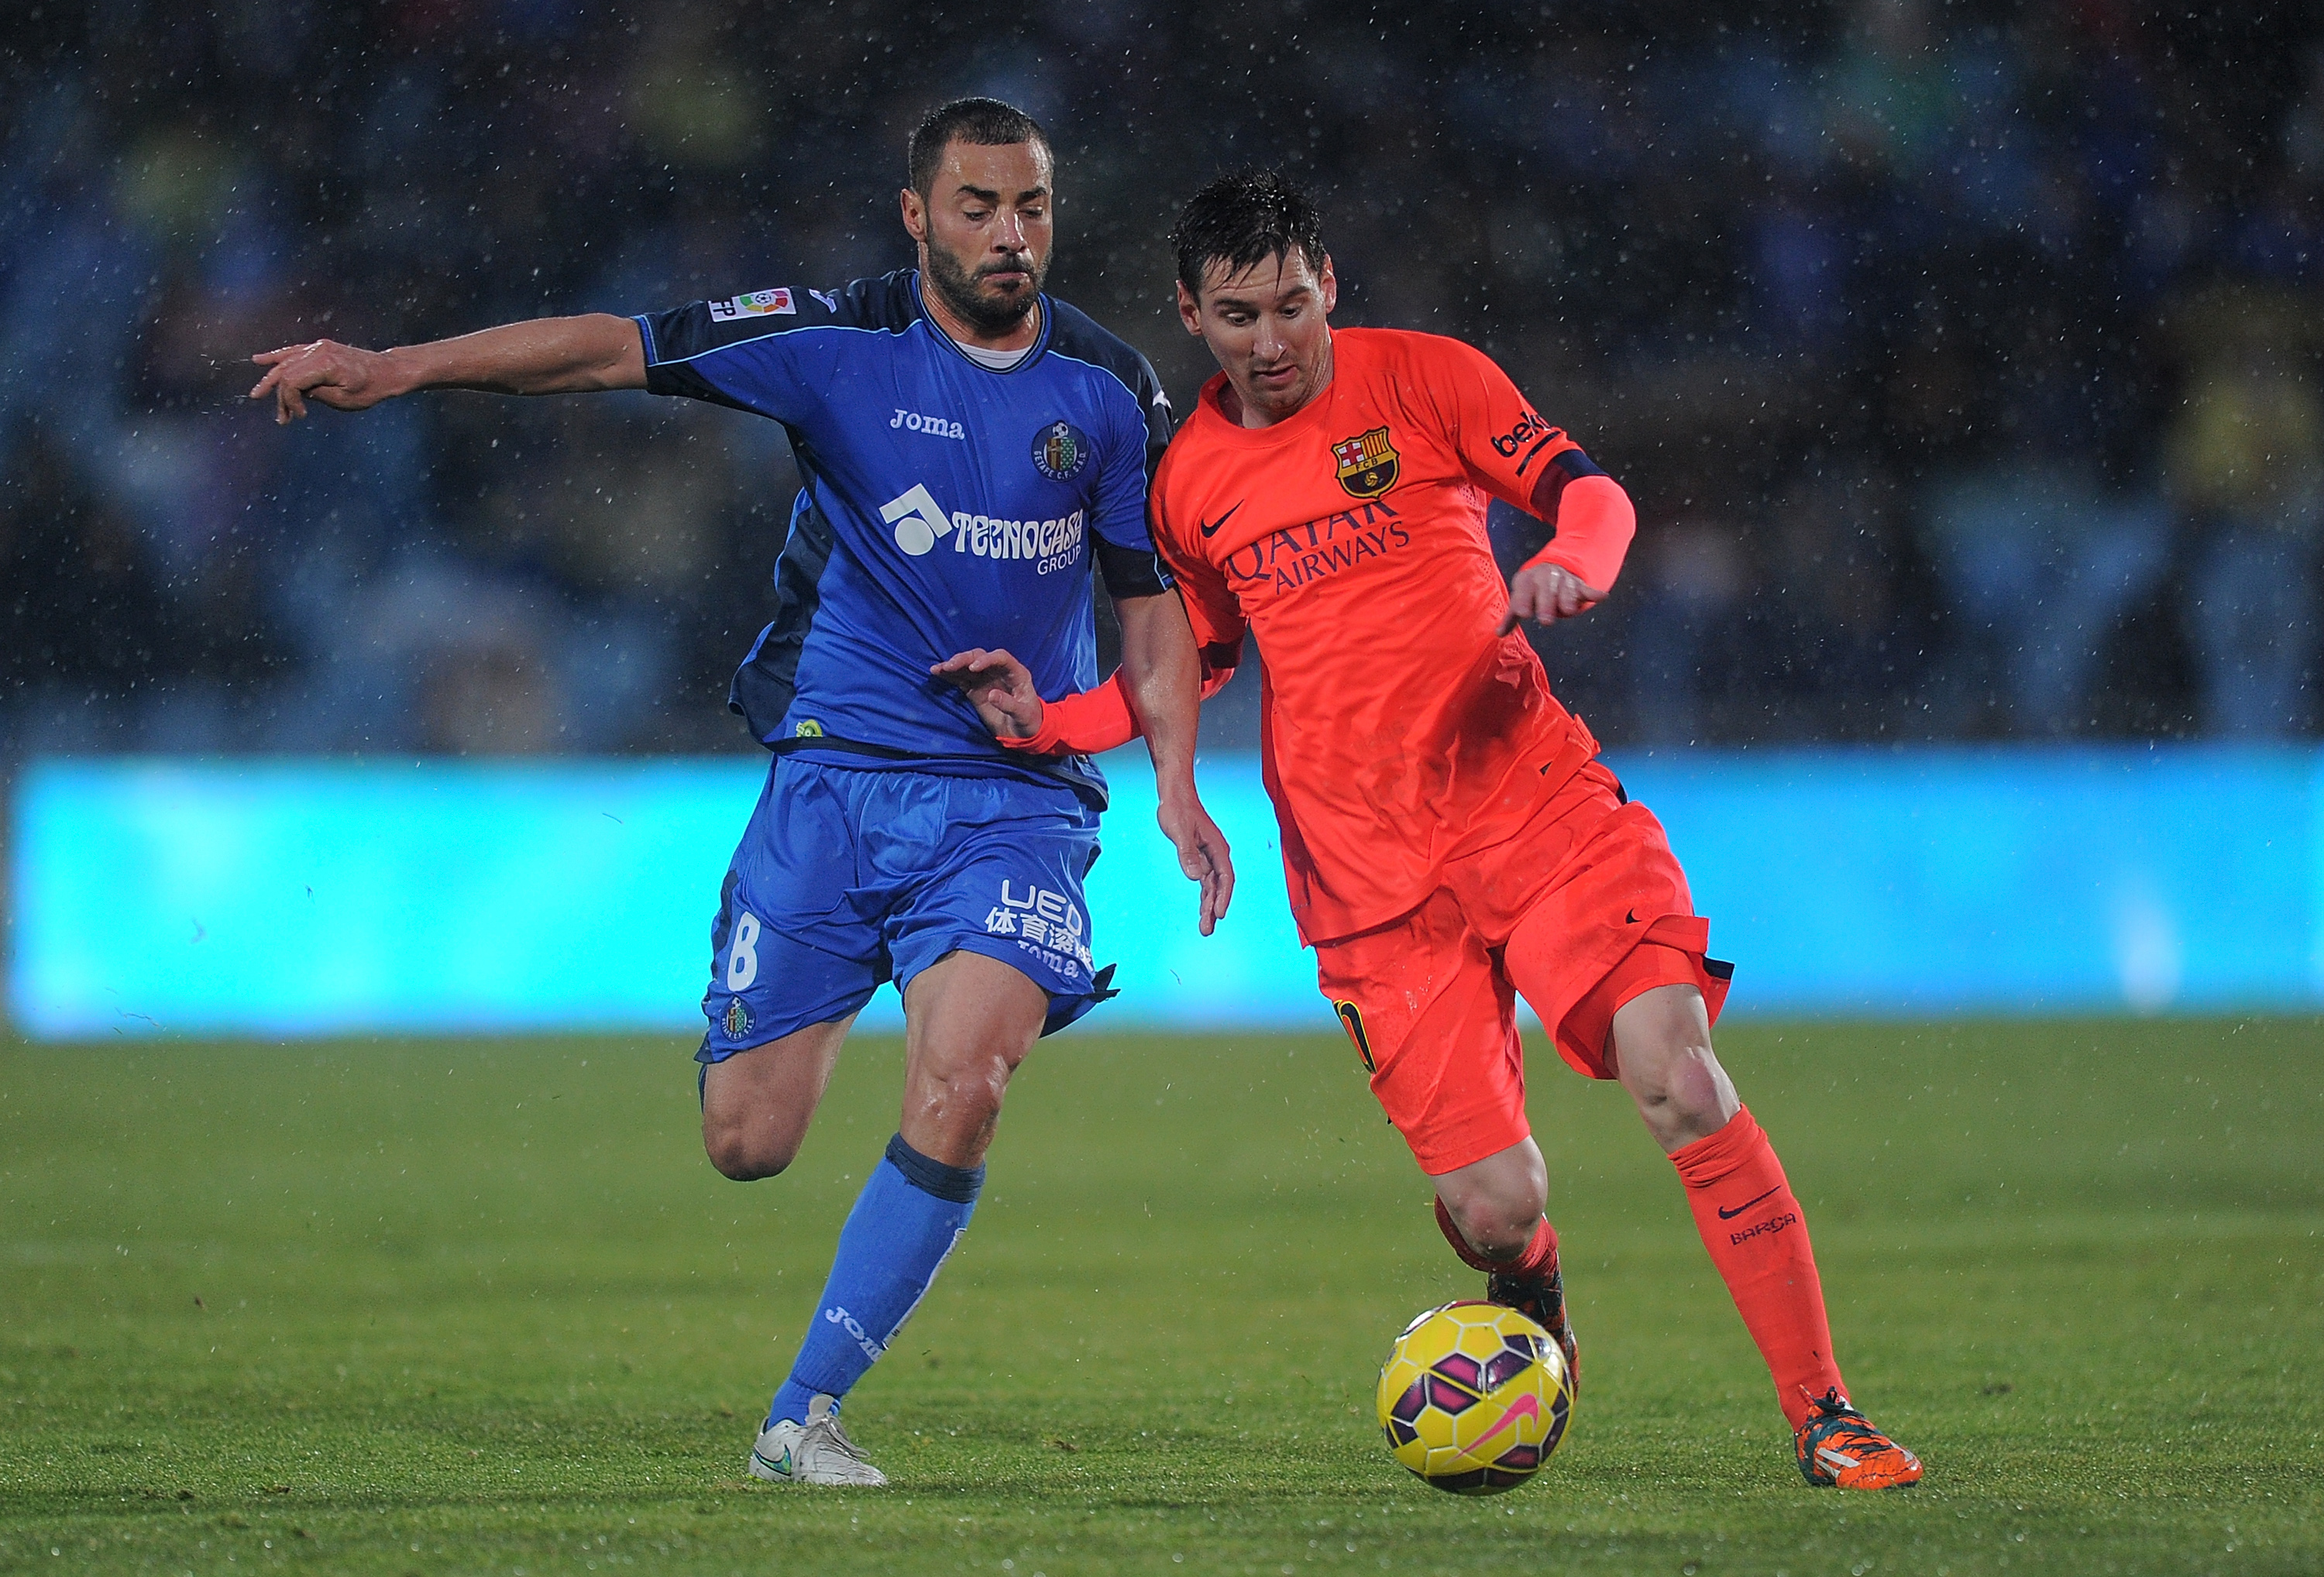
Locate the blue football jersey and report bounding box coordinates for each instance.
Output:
[635,271,1173,807]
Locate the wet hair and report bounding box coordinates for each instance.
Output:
[906,98,1051,196]
[1171,170,1326,300]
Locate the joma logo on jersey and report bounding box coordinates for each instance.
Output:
[1332,425,1399,499]
[709,287,795,320]
[879,484,1086,572]
[1221,500,1409,593]
[892,407,966,439]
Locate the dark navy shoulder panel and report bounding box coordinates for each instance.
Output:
[829,270,923,332]
[1043,297,1173,486]
[727,491,838,740]
[635,272,921,407]
[1042,298,1175,596]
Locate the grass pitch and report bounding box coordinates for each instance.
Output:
[2,1019,2318,1575]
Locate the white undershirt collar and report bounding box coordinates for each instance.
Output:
[953,338,1035,371]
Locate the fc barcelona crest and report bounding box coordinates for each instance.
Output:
[1332,426,1399,499]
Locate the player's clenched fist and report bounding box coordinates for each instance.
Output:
[1498,561,1606,634]
[248,339,404,424]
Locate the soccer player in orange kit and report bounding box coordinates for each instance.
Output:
[934,172,1921,1489]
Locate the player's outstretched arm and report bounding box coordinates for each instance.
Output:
[248,314,647,425]
[1117,591,1233,936]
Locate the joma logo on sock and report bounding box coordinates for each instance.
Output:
[823,1305,885,1362]
[1728,1211,1799,1247]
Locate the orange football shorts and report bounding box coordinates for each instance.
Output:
[1314,758,1732,1177]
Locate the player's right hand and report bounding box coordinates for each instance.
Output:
[248,340,402,424]
[1157,792,1234,936]
[931,648,1045,739]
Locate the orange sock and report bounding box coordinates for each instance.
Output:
[1669,1106,1846,1430]
[1434,1197,1559,1276]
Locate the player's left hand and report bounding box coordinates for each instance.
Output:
[1499,562,1606,633]
[932,648,1044,738]
[1157,792,1234,936]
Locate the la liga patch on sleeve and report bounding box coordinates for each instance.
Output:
[710,288,796,321]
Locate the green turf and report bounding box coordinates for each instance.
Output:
[2,1019,2319,1575]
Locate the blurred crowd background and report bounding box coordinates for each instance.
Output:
[3,0,2321,758]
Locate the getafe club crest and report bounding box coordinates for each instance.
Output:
[1332,426,1399,499]
[1032,419,1090,480]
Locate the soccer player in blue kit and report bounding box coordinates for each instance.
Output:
[249,99,1232,1486]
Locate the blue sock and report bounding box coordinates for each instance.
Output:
[767,1134,982,1428]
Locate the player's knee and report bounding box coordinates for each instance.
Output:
[1446,1192,1541,1260]
[701,1117,799,1182]
[1437,1157,1547,1259]
[1629,1041,1710,1109]
[1614,989,1720,1095]
[1620,1035,1738,1149]
[706,1142,792,1183]
[1663,1044,1732,1123]
[906,1050,1012,1130]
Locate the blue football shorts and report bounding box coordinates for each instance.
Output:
[697,754,1110,1063]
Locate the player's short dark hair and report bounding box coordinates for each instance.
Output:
[906,98,1051,195]
[1171,170,1326,300]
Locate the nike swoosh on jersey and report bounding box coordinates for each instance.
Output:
[1717,1186,1782,1221]
[1200,502,1244,538]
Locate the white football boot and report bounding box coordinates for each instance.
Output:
[746,1394,888,1486]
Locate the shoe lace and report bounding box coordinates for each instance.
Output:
[1800,1390,1898,1455]
[803,1413,874,1465]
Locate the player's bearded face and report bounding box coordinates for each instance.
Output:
[924,228,1047,334]
[912,140,1054,337]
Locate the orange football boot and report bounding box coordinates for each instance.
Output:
[1794,1390,1923,1489]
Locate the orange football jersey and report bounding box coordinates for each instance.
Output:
[1153,328,1614,944]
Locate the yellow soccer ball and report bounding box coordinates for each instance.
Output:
[1375,1300,1573,1495]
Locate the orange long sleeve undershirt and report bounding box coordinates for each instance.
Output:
[1521,472,1634,593]
[995,644,1239,758]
